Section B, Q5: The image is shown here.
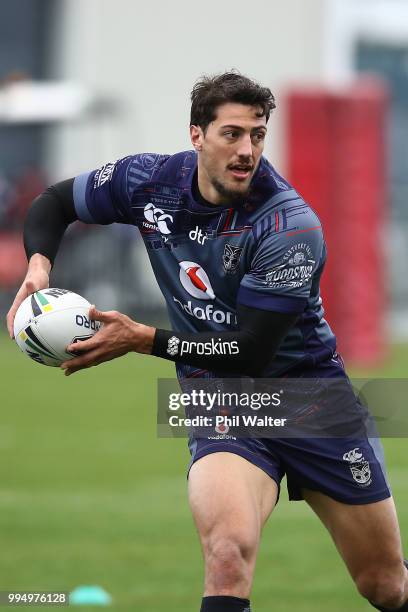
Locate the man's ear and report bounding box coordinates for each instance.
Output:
[190,125,203,152]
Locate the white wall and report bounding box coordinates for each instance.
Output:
[46,0,326,180]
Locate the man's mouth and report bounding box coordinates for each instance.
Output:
[228,164,254,180]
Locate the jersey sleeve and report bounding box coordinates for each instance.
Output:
[72,153,168,224]
[238,216,324,314]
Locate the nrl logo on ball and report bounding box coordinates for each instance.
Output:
[343,447,372,487]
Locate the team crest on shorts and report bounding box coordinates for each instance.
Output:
[223,244,242,273]
[343,447,372,487]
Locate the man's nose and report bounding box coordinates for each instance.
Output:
[236,134,253,158]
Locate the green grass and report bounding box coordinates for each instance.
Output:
[0,335,407,611]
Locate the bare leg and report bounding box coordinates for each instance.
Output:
[303,489,408,609]
[189,452,278,599]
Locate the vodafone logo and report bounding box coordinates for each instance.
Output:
[179,261,215,300]
[215,423,230,434]
[175,260,236,324]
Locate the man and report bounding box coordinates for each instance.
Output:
[7,72,407,612]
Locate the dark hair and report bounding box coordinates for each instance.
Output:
[190,71,276,131]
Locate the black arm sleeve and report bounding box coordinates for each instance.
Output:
[152,304,298,376]
[24,178,77,265]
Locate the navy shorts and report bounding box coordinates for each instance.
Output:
[187,356,391,505]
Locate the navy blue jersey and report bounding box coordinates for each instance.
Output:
[73,151,337,378]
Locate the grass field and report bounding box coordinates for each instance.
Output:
[1,335,407,611]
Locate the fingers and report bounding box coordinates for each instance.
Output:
[63,331,105,371]
[66,337,98,354]
[7,273,49,339]
[65,309,108,354]
[61,307,133,375]
[65,307,110,355]
[7,286,30,338]
[61,348,103,376]
[6,306,17,338]
[24,280,37,294]
[89,305,120,323]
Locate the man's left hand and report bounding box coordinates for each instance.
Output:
[61,306,156,376]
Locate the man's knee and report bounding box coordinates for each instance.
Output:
[356,565,406,609]
[203,534,257,592]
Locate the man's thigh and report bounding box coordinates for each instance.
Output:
[188,452,279,597]
[303,489,405,580]
[189,452,278,543]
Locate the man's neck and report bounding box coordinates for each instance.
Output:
[197,165,226,206]
[192,173,221,208]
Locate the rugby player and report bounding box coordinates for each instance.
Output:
[7,72,408,612]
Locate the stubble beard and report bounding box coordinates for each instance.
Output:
[211,176,251,206]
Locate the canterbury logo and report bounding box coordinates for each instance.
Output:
[144,203,173,235]
[343,448,363,463]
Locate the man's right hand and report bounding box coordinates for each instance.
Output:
[6,254,51,339]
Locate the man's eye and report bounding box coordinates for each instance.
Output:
[224,131,238,139]
[252,132,265,142]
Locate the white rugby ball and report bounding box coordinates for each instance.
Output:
[14,288,100,367]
